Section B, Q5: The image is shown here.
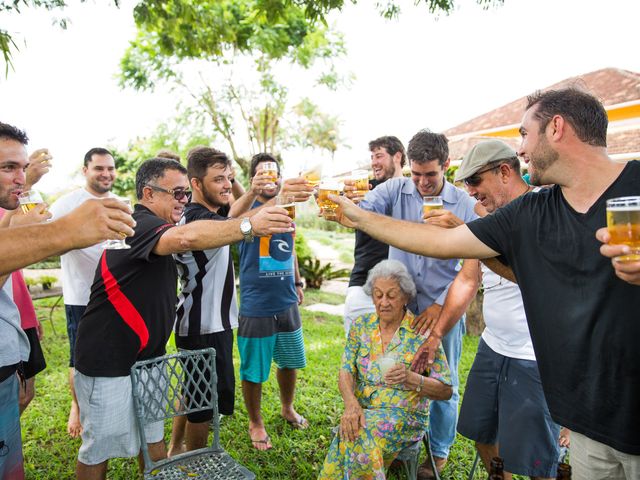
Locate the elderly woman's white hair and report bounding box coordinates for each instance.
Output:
[363,259,417,301]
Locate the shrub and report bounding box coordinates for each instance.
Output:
[37,275,57,290]
[299,257,349,289]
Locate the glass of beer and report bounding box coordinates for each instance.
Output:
[276,194,296,220]
[351,169,370,199]
[423,196,443,221]
[606,196,640,262]
[301,161,322,188]
[104,197,132,250]
[18,190,44,214]
[261,161,278,191]
[317,179,342,220]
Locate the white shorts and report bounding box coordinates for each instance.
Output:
[343,286,376,335]
[75,371,164,465]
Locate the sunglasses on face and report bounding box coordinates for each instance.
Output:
[463,164,502,187]
[146,184,191,201]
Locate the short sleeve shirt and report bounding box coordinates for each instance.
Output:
[466,160,640,454]
[49,188,117,305]
[361,177,478,311]
[343,310,451,414]
[238,200,297,317]
[74,204,177,377]
[349,179,390,288]
[175,203,238,336]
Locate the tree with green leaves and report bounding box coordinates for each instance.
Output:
[119,0,351,175]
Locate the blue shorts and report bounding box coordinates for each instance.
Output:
[457,339,560,477]
[65,304,86,368]
[237,304,306,384]
[0,375,24,479]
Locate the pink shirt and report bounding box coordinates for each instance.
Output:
[0,208,39,330]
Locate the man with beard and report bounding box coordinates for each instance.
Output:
[329,88,640,479]
[49,148,119,438]
[73,157,294,479]
[424,140,561,479]
[353,130,477,478]
[237,153,308,451]
[169,147,312,454]
[342,136,406,333]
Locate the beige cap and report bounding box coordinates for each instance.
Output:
[454,140,517,182]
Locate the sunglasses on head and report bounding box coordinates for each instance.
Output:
[463,164,503,187]
[146,184,191,201]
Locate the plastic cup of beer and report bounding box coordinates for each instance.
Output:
[276,194,296,220]
[301,162,322,188]
[351,169,370,199]
[261,161,278,191]
[18,190,44,214]
[423,196,443,221]
[104,197,132,250]
[606,196,640,262]
[379,353,396,383]
[317,179,342,220]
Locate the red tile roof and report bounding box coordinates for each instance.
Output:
[444,68,640,138]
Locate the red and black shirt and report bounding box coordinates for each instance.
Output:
[74,204,176,377]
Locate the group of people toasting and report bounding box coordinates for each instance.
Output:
[0,85,638,480]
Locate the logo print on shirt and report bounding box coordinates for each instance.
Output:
[259,234,294,278]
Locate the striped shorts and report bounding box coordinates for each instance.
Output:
[237,304,307,383]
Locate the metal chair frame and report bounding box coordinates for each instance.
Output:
[130,347,255,479]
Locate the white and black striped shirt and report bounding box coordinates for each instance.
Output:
[174,203,238,336]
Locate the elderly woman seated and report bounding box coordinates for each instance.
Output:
[319,259,452,480]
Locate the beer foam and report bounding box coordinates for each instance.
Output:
[607,206,640,212]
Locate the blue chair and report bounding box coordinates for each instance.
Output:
[130,348,255,480]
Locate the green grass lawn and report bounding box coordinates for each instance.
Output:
[22,297,488,479]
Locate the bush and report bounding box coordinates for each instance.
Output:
[299,257,349,289]
[26,256,61,270]
[37,275,57,290]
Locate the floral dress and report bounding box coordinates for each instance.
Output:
[318,311,451,480]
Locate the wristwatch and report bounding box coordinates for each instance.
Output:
[240,217,254,243]
[415,374,424,393]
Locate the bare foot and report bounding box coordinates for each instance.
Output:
[168,441,187,458]
[67,402,82,438]
[249,425,272,451]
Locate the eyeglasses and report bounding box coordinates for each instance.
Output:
[463,164,503,187]
[146,184,191,201]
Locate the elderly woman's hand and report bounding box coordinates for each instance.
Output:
[384,363,409,386]
[339,400,366,442]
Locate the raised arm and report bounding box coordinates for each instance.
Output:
[153,205,293,256]
[331,194,498,260]
[0,198,134,275]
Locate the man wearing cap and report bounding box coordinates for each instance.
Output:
[356,129,477,478]
[423,140,561,479]
[329,88,640,478]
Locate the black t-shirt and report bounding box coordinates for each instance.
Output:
[467,160,640,454]
[75,204,177,377]
[349,179,390,287]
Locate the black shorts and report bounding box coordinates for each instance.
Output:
[175,330,235,422]
[23,327,46,379]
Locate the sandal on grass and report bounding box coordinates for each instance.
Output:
[250,434,272,451]
[285,414,309,430]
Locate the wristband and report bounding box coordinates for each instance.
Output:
[230,178,235,184]
[295,282,304,287]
